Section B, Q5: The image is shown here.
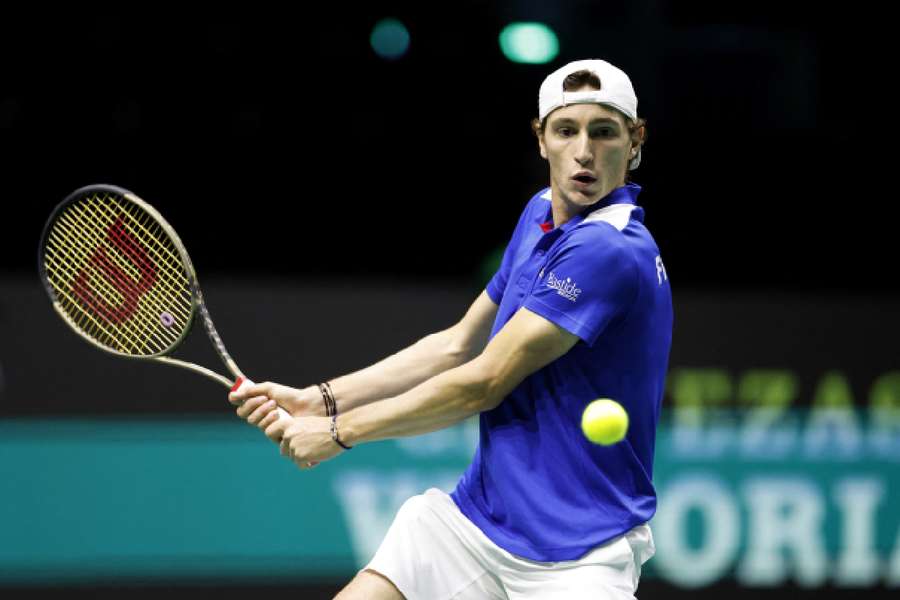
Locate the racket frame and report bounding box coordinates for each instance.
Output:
[38,184,243,388]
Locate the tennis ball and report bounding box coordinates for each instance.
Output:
[581,399,629,445]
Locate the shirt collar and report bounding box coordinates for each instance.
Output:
[538,183,642,232]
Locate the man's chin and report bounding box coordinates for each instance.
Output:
[569,187,600,205]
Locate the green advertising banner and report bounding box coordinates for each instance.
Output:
[2,403,899,588]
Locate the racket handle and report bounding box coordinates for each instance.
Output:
[231,377,292,420]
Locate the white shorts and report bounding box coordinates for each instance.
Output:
[364,488,655,600]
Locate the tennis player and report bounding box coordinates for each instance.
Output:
[231,59,672,599]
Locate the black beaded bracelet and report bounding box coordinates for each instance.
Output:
[330,414,352,450]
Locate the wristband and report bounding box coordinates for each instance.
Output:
[319,382,336,417]
[331,414,352,450]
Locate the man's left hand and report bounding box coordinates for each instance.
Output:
[265,416,344,470]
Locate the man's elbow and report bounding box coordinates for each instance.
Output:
[444,321,490,366]
[461,360,509,413]
[479,387,506,412]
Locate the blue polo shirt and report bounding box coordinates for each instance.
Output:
[451,183,673,562]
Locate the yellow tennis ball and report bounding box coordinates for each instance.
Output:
[581,399,629,445]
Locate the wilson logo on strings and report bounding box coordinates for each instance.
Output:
[71,215,158,324]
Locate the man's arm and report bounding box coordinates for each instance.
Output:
[265,306,579,467]
[231,291,498,417]
[327,291,499,413]
[339,306,579,444]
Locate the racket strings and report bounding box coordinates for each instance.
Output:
[54,202,192,327]
[78,193,192,319]
[47,199,188,353]
[87,191,190,292]
[45,229,177,354]
[47,216,162,348]
[43,191,194,356]
[77,210,190,324]
[53,211,165,317]
[84,196,190,299]
[46,228,173,355]
[44,241,160,354]
[43,247,148,354]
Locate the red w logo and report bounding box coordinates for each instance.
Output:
[72,215,158,325]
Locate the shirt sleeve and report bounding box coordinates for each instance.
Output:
[522,225,638,346]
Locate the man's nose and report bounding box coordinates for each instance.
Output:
[574,132,593,165]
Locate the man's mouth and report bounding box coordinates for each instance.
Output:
[572,172,597,185]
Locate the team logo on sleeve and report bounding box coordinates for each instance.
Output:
[546,272,582,302]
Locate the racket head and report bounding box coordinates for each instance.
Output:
[39,184,200,358]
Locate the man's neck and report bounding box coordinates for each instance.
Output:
[551,201,578,230]
[549,180,627,229]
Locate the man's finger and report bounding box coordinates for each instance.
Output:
[248,400,276,425]
[265,418,289,443]
[259,410,281,432]
[228,381,271,405]
[235,395,269,419]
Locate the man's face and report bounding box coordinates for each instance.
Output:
[538,102,636,211]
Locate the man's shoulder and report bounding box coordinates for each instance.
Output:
[582,203,640,233]
[569,204,652,250]
[509,187,553,232]
[553,212,639,274]
[566,212,634,249]
[522,187,552,213]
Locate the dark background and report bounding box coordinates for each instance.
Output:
[0,2,888,292]
[1,3,894,599]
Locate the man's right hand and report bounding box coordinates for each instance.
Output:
[228,381,325,435]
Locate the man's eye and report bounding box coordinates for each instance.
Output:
[593,128,615,137]
[558,128,574,137]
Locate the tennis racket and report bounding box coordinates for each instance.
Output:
[38,183,290,419]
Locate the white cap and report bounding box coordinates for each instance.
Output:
[538,59,642,170]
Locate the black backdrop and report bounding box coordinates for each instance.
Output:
[0,2,889,292]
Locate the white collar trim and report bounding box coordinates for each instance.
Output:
[582,203,635,232]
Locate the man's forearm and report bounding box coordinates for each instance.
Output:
[322,327,474,413]
[338,356,500,445]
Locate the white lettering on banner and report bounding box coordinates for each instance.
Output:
[652,475,741,588]
[738,407,798,458]
[665,368,900,461]
[653,474,899,588]
[737,479,828,587]
[803,408,863,457]
[332,470,460,568]
[835,479,884,586]
[669,419,900,462]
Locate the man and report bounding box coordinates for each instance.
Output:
[230,59,672,599]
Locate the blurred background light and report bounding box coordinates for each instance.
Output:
[499,22,559,64]
[370,18,410,60]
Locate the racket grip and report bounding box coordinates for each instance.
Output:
[231,377,292,420]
